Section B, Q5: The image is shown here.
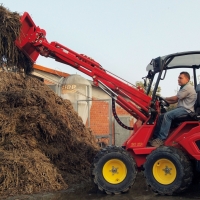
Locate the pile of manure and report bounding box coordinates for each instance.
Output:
[0,71,99,197]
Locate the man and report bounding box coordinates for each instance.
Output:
[150,71,197,147]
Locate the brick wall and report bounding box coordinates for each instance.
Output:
[89,100,110,135]
[87,98,134,146]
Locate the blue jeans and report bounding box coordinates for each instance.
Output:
[153,107,188,140]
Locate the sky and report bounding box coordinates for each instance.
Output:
[1,0,200,97]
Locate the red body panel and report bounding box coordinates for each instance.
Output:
[166,122,200,160]
[123,120,156,167]
[125,121,200,167]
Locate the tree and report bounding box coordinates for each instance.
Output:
[136,81,161,97]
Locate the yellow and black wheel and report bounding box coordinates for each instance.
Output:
[92,146,137,194]
[144,146,193,195]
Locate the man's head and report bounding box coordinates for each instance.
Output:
[178,71,190,86]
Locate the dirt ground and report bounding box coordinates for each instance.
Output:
[4,172,200,200]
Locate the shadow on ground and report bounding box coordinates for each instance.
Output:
[4,172,200,200]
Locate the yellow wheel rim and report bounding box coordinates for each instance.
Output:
[102,159,127,184]
[153,158,176,185]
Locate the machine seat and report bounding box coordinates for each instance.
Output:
[173,112,198,123]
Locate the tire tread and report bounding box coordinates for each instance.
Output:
[144,146,193,195]
[92,145,137,194]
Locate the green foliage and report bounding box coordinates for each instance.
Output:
[190,80,194,86]
[136,81,161,97]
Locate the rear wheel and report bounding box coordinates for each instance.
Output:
[144,146,193,195]
[92,146,137,194]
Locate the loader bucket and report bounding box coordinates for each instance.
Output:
[15,12,40,63]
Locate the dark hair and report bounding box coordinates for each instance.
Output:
[180,71,190,80]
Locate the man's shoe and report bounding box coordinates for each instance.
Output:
[150,138,164,148]
[148,138,154,145]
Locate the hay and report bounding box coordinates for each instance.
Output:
[0,4,33,74]
[0,71,99,198]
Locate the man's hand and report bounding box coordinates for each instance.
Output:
[165,96,178,104]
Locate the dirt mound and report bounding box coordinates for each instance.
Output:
[0,71,99,197]
[0,4,33,73]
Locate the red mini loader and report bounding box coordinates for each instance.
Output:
[15,12,200,195]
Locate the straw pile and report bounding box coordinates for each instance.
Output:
[0,71,99,197]
[0,4,33,74]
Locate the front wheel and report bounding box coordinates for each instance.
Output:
[144,146,193,195]
[92,146,137,194]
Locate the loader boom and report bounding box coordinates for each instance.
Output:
[16,12,153,122]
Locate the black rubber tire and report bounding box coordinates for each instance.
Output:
[92,145,137,194]
[144,146,193,195]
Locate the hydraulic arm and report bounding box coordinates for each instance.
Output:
[16,12,152,122]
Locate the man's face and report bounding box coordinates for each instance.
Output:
[178,74,189,86]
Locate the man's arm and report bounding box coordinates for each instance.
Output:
[165,95,178,104]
